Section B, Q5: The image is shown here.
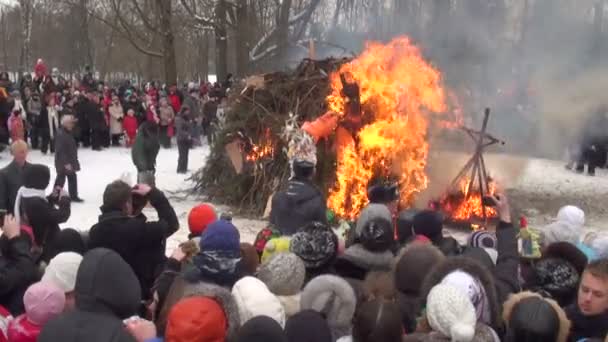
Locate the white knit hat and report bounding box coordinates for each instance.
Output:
[426,284,477,342]
[42,252,83,293]
[232,276,286,328]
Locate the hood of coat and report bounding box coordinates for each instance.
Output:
[421,256,501,330]
[333,244,394,280]
[232,276,286,328]
[74,248,141,319]
[502,291,571,342]
[277,294,301,318]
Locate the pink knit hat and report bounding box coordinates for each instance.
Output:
[23,282,65,325]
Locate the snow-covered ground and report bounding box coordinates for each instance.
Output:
[2,146,606,254]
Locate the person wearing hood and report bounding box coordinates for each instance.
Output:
[0,140,31,214]
[333,203,395,299]
[14,164,71,261]
[0,215,38,315]
[132,121,160,186]
[539,205,585,247]
[289,221,339,282]
[88,181,178,300]
[420,193,520,334]
[502,291,571,342]
[285,310,333,342]
[236,315,287,342]
[232,276,286,328]
[54,115,83,202]
[38,248,153,342]
[257,252,306,318]
[394,241,445,333]
[300,274,357,341]
[404,284,500,342]
[565,258,608,341]
[270,158,327,236]
[42,252,83,311]
[165,296,232,342]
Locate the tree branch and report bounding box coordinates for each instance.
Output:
[130,0,160,34]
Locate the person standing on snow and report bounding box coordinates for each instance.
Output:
[132,121,160,186]
[54,115,83,203]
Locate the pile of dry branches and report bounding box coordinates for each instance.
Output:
[191,57,350,215]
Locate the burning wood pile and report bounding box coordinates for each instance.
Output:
[193,36,502,225]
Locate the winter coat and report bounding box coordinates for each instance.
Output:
[38,248,141,342]
[81,100,106,131]
[123,115,138,138]
[174,115,192,143]
[124,100,145,125]
[168,93,181,113]
[156,276,241,339]
[181,95,201,120]
[108,103,124,135]
[8,115,24,142]
[565,303,608,342]
[158,105,174,127]
[131,123,160,172]
[270,178,327,236]
[54,127,80,173]
[88,189,178,299]
[0,235,38,315]
[21,195,70,258]
[39,106,59,138]
[7,314,42,342]
[26,98,41,123]
[0,161,31,214]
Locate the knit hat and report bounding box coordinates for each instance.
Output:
[232,276,286,328]
[440,270,491,325]
[240,243,260,276]
[300,275,357,340]
[358,215,394,252]
[200,220,240,253]
[285,310,333,342]
[254,227,281,255]
[290,222,338,270]
[165,296,227,342]
[544,241,588,276]
[23,164,50,190]
[23,282,65,325]
[468,231,497,249]
[396,209,419,244]
[426,284,476,342]
[261,237,291,264]
[413,210,444,243]
[236,315,287,342]
[530,257,580,306]
[42,252,84,293]
[188,203,217,237]
[257,252,306,296]
[541,205,585,246]
[355,204,392,237]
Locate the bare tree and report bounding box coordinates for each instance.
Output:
[18,0,33,70]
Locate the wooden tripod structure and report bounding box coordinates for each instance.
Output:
[448,108,505,221]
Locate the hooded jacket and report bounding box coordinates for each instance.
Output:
[38,248,141,342]
[270,178,327,236]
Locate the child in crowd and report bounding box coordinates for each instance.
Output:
[123,108,138,147]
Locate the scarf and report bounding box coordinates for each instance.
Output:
[14,186,47,227]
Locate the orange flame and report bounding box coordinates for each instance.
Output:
[441,178,497,221]
[246,129,275,162]
[326,37,447,219]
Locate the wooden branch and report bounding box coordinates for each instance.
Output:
[130,0,160,34]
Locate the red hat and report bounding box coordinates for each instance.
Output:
[166,297,227,342]
[188,203,217,237]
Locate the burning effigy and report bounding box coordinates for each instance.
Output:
[193,36,500,224]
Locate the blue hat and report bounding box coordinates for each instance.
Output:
[200,220,240,253]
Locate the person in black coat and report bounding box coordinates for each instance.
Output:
[74,92,91,147]
[0,215,38,315]
[0,141,31,214]
[38,248,149,342]
[14,164,71,263]
[54,115,83,202]
[84,93,107,151]
[270,160,327,236]
[574,107,608,176]
[88,181,179,300]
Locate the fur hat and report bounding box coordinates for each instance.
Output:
[528,257,580,307]
[188,203,217,237]
[394,242,445,295]
[412,210,444,243]
[290,222,338,270]
[42,252,84,293]
[232,276,286,328]
[199,220,240,253]
[426,284,477,342]
[257,252,306,296]
[502,292,571,342]
[23,282,65,325]
[236,315,287,342]
[300,275,357,341]
[23,164,50,190]
[165,296,227,342]
[543,241,588,276]
[285,310,333,342]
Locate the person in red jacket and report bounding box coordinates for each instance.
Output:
[168,84,182,114]
[123,109,138,147]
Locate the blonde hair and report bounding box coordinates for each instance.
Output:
[10,140,28,154]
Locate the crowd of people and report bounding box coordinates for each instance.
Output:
[0,60,230,185]
[0,141,606,342]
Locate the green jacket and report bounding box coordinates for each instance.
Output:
[132,125,160,172]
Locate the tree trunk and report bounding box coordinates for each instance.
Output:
[198,32,209,81]
[0,9,8,70]
[235,0,249,77]
[156,0,177,85]
[215,0,228,82]
[18,0,33,70]
[275,0,292,66]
